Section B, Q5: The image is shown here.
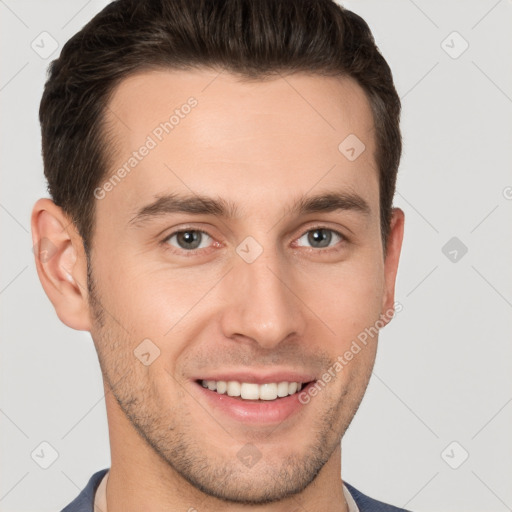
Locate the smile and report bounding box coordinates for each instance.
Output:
[192,371,317,424]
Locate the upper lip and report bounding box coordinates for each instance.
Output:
[193,369,316,385]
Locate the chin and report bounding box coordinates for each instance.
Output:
[171,452,327,505]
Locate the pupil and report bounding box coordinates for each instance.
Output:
[178,231,201,249]
[308,229,331,248]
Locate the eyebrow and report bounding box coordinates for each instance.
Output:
[128,190,371,227]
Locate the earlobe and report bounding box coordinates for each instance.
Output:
[31,198,92,331]
[380,207,405,323]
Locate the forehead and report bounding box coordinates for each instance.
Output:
[99,68,378,224]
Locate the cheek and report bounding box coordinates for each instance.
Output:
[302,257,385,344]
[93,256,226,367]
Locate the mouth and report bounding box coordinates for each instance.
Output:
[191,374,316,425]
[197,379,312,401]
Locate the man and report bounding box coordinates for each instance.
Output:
[31,0,408,510]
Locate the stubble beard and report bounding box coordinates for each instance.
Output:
[86,260,373,505]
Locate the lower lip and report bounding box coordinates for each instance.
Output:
[194,382,313,424]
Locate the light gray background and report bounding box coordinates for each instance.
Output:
[1,1,511,511]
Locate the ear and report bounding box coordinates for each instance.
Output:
[31,198,92,331]
[380,207,405,324]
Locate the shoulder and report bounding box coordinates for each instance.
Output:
[60,468,109,512]
[344,481,413,512]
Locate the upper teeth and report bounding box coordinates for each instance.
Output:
[201,380,303,401]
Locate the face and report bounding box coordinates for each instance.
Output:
[75,69,402,503]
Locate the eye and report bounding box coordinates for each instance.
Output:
[163,229,213,251]
[295,227,344,250]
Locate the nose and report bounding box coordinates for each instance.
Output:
[219,244,307,350]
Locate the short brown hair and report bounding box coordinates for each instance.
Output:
[40,0,401,254]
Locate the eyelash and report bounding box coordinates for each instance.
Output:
[160,225,347,256]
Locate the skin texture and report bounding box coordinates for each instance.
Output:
[32,69,404,512]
